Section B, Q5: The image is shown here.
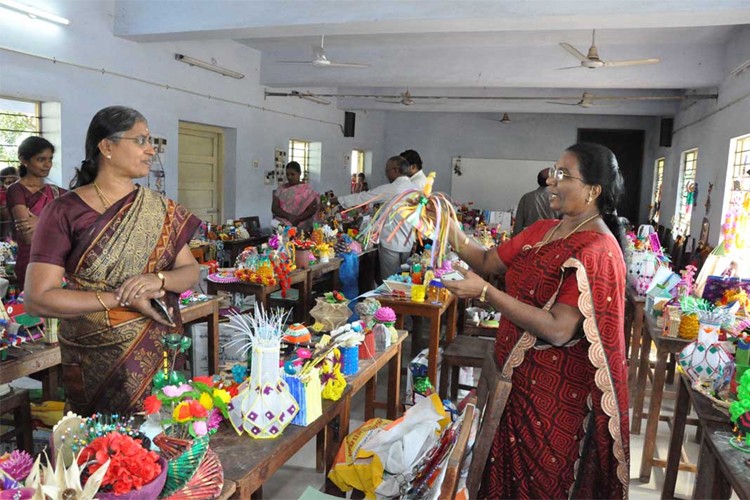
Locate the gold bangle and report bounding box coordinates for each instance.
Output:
[463,236,470,245]
[479,284,489,302]
[96,290,110,312]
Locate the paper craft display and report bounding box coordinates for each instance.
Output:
[225,307,299,439]
[285,367,323,426]
[283,323,311,344]
[309,297,352,331]
[702,276,750,304]
[678,321,734,392]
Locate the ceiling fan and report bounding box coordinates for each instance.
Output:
[558,30,660,69]
[275,35,370,68]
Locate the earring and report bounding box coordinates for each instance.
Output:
[106,154,112,159]
[586,194,592,205]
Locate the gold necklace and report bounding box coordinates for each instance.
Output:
[93,181,112,209]
[537,213,601,249]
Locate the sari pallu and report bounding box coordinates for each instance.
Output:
[479,223,629,499]
[275,182,319,230]
[59,187,198,416]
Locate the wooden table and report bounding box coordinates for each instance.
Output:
[211,331,407,499]
[626,287,646,384]
[663,372,733,499]
[207,269,310,322]
[633,312,691,482]
[694,425,750,499]
[0,342,60,400]
[180,297,222,374]
[377,293,458,387]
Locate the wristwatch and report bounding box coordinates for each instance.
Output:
[156,271,166,290]
[479,284,489,302]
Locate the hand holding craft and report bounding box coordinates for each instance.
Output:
[441,266,488,299]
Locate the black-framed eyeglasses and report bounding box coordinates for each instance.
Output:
[109,135,154,148]
[548,166,585,183]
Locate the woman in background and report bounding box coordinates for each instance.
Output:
[6,137,65,288]
[272,161,319,231]
[0,166,19,240]
[24,106,200,415]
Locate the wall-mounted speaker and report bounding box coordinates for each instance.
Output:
[659,118,674,147]
[344,111,356,137]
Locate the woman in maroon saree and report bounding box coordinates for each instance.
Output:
[441,143,629,499]
[6,136,66,288]
[25,106,200,415]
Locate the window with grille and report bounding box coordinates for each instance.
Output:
[673,149,698,236]
[288,139,310,181]
[0,97,41,172]
[650,157,665,223]
[723,133,750,237]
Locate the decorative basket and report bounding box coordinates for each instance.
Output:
[154,434,224,499]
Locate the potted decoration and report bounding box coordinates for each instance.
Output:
[293,232,315,269]
[372,306,399,350]
[354,297,381,329]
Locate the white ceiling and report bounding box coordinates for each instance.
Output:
[114,1,750,115]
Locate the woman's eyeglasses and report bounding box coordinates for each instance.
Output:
[109,135,154,148]
[548,166,585,183]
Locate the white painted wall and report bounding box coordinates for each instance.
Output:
[656,25,750,244]
[378,112,660,223]
[0,0,386,225]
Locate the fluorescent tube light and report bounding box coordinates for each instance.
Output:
[0,0,69,25]
[174,54,245,80]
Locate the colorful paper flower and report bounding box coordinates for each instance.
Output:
[199,392,214,410]
[162,383,192,398]
[143,394,162,415]
[192,375,214,386]
[213,388,231,405]
[192,420,208,436]
[188,399,208,419]
[172,401,192,422]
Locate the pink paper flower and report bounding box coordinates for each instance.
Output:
[207,408,223,432]
[374,306,397,323]
[192,420,208,436]
[162,383,193,398]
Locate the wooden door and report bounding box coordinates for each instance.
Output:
[577,128,645,225]
[178,122,223,224]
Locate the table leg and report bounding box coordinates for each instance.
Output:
[207,282,217,295]
[395,315,404,330]
[628,302,644,384]
[630,324,652,434]
[332,269,340,291]
[662,375,690,499]
[41,367,58,401]
[624,299,633,358]
[639,349,668,482]
[693,431,732,500]
[316,429,325,474]
[445,297,457,344]
[387,342,402,420]
[365,378,376,421]
[427,312,440,387]
[208,307,219,374]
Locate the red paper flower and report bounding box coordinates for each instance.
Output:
[143,394,161,415]
[193,375,214,386]
[188,399,208,419]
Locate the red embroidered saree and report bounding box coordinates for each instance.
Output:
[30,187,199,415]
[479,220,629,499]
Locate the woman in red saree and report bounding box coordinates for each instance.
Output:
[442,143,629,499]
[272,161,319,231]
[6,136,66,288]
[25,106,200,415]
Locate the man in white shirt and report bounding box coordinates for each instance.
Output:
[338,156,417,281]
[400,149,427,190]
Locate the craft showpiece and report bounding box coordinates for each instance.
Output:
[309,291,352,331]
[349,172,459,268]
[224,307,299,439]
[283,323,312,344]
[729,370,750,452]
[678,297,738,391]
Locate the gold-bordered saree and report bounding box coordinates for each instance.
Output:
[59,187,198,415]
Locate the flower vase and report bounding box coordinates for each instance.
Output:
[678,320,734,390]
[295,249,312,269]
[340,346,359,375]
[229,341,299,439]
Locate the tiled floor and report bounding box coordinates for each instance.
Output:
[256,338,726,499]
